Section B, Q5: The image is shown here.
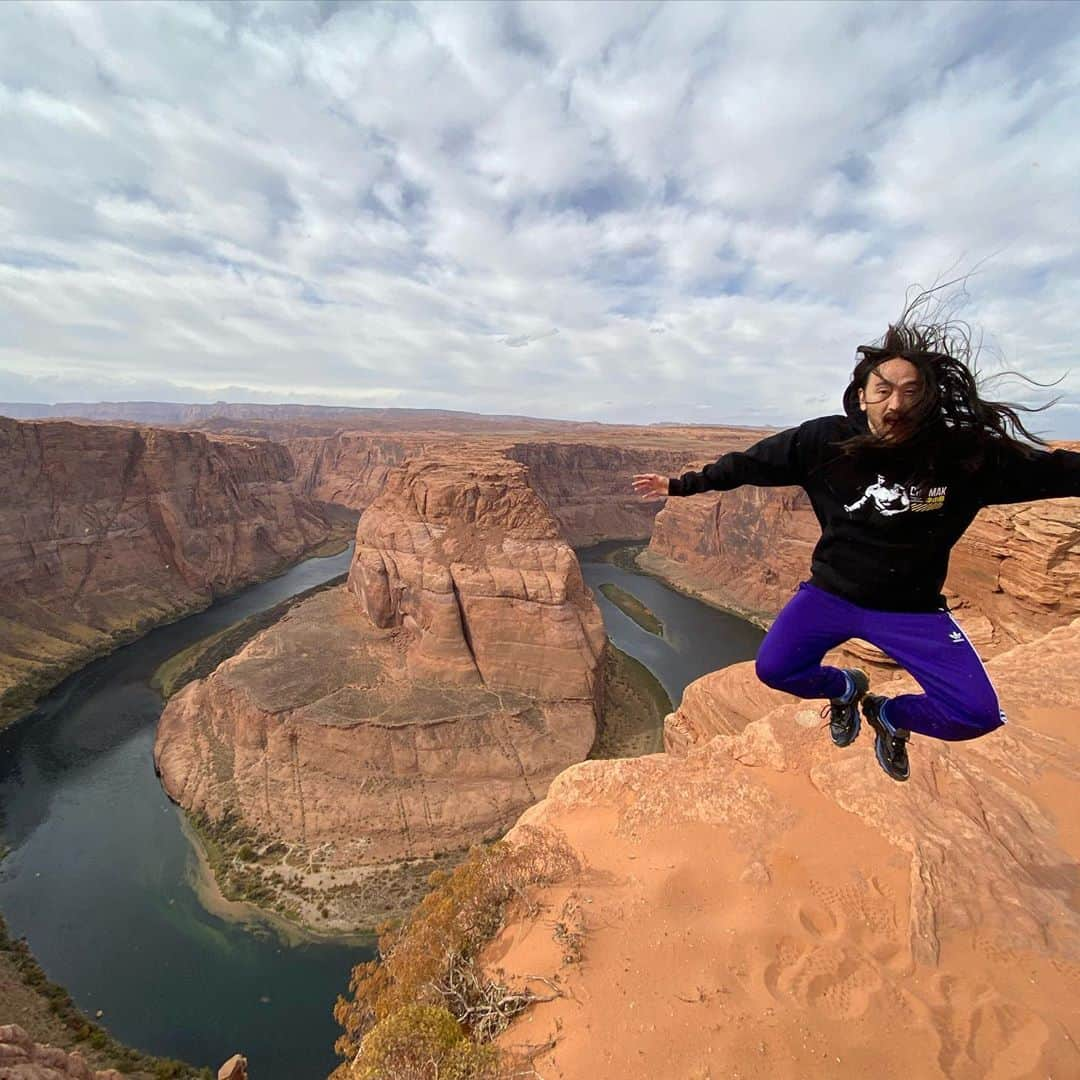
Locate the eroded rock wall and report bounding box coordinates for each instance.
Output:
[348,453,605,700]
[284,426,774,548]
[0,418,333,725]
[644,485,819,622]
[286,431,426,510]
[504,442,691,546]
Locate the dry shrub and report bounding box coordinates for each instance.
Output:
[333,827,578,1074]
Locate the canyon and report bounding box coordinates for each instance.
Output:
[3,405,1079,1079]
[281,425,770,546]
[0,417,343,728]
[153,451,607,930]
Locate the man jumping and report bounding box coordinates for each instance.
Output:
[632,301,1080,781]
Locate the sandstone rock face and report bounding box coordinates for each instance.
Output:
[504,442,695,546]
[284,425,773,547]
[0,1023,123,1079]
[216,1052,247,1080]
[492,618,1080,1078]
[287,432,423,510]
[645,484,818,621]
[348,454,605,698]
[155,453,604,930]
[0,418,333,726]
[946,497,1080,650]
[662,658,792,754]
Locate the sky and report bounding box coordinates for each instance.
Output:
[2,0,1079,434]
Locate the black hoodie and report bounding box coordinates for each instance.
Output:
[667,409,1080,613]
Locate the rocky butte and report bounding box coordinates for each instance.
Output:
[154,451,606,929]
[0,417,337,727]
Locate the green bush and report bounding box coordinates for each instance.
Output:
[352,1004,500,1080]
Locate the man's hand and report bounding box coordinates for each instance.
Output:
[632,473,669,501]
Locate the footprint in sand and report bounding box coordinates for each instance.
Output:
[763,935,804,1001]
[790,944,882,1019]
[760,877,905,1020]
[796,899,838,938]
[902,975,1052,1079]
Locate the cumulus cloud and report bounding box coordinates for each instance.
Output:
[1,0,1079,434]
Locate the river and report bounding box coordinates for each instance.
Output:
[0,541,763,1078]
[577,542,765,705]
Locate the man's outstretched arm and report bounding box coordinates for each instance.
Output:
[664,424,807,497]
[979,442,1080,506]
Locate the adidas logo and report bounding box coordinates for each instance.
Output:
[948,631,964,642]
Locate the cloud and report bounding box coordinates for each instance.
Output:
[502,328,559,348]
[1,0,1079,435]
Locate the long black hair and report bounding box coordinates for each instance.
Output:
[838,284,1060,469]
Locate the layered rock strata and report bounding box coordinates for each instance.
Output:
[0,418,333,726]
[155,453,604,930]
[283,426,771,546]
[644,484,818,623]
[946,495,1080,649]
[287,432,427,510]
[504,442,702,547]
[490,617,1080,1078]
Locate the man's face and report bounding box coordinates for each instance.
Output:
[858,358,922,442]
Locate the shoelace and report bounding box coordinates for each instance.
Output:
[820,698,852,723]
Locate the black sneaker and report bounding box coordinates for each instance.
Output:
[861,694,910,782]
[821,668,870,747]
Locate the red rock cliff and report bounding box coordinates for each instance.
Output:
[503,441,695,546]
[0,418,333,726]
[348,453,605,698]
[283,425,771,547]
[287,431,426,509]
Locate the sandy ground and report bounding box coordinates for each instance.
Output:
[487,653,1080,1079]
[180,814,375,947]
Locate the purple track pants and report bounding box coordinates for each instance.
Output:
[755,581,1006,741]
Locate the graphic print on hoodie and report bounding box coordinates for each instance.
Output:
[844,477,948,516]
[667,408,1080,613]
